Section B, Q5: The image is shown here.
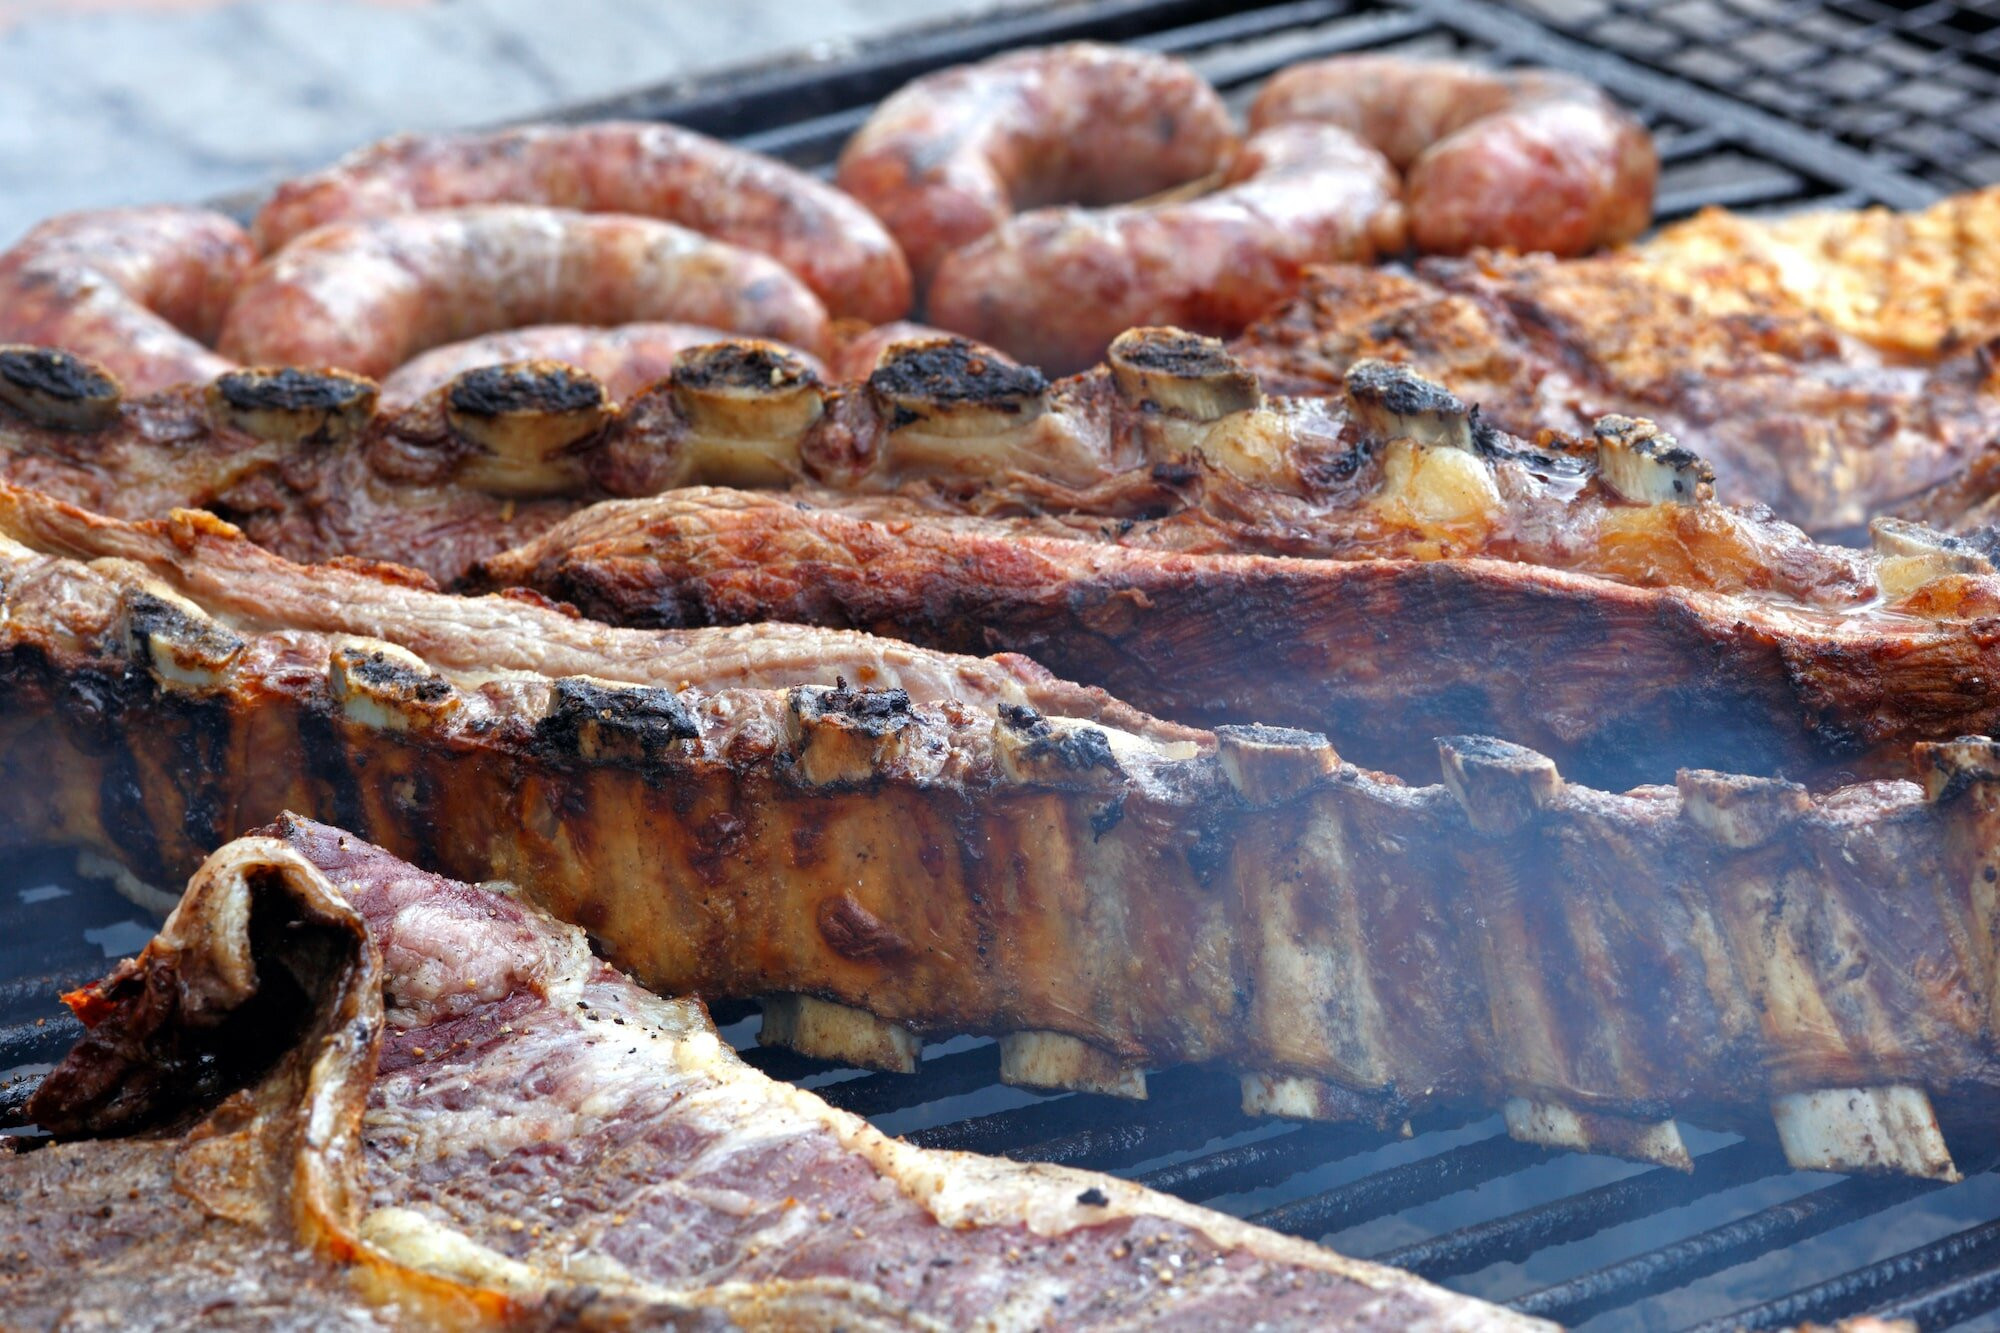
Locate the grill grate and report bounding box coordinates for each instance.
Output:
[8,1,2000,1328]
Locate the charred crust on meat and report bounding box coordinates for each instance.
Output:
[1914,736,2000,804]
[869,339,1046,406]
[1076,1187,1110,1207]
[447,363,605,418]
[339,651,449,702]
[796,677,914,737]
[0,345,122,430]
[1090,795,1126,839]
[998,703,1117,772]
[816,892,913,962]
[674,340,821,394]
[217,367,371,415]
[536,677,699,765]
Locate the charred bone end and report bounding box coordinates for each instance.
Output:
[120,587,245,692]
[208,366,378,446]
[1913,735,2000,804]
[1503,1098,1692,1171]
[0,344,122,431]
[1344,358,1472,452]
[786,680,916,787]
[999,1031,1147,1099]
[759,994,921,1074]
[1107,327,1262,422]
[445,361,610,496]
[1241,1074,1407,1132]
[993,703,1128,789]
[670,340,825,486]
[1772,1086,1960,1181]
[1438,736,1563,835]
[1872,516,1999,600]
[328,643,460,733]
[1593,415,1713,506]
[1676,769,1810,849]
[536,676,700,766]
[869,337,1049,443]
[1217,724,1339,807]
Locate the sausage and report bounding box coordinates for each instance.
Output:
[217,205,832,380]
[252,122,913,324]
[925,124,1404,375]
[1249,56,1657,256]
[378,322,829,409]
[0,207,253,394]
[836,43,1236,289]
[827,319,1012,382]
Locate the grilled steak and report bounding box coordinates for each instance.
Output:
[474,483,2000,790]
[1,484,1996,1179]
[9,821,1523,1330]
[1234,188,2000,540]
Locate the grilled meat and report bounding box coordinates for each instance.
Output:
[1,484,1996,1178]
[10,821,1521,1330]
[1235,188,2000,539]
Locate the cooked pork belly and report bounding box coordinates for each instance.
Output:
[9,821,1519,1330]
[1,485,1996,1178]
[1234,188,2000,539]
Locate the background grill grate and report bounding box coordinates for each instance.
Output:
[9,2,2000,1328]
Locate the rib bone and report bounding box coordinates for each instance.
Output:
[0,345,121,430]
[759,993,922,1073]
[444,360,610,495]
[207,366,377,445]
[1771,1086,1960,1180]
[668,340,823,485]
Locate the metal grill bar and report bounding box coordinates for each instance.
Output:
[1135,1110,1476,1202]
[906,1065,1247,1168]
[1374,1138,1792,1281]
[1507,1166,1983,1324]
[1688,1216,2000,1332]
[1252,1133,1554,1239]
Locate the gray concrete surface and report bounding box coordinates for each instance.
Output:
[0,0,1026,243]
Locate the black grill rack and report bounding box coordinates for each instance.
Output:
[7,1,2000,1329]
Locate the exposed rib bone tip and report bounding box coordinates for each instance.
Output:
[1438,735,1563,835]
[1593,415,1713,505]
[1241,1074,1403,1129]
[1503,1097,1693,1170]
[208,366,377,446]
[999,1031,1147,1099]
[328,642,460,733]
[1216,723,1339,806]
[671,340,824,485]
[869,336,1049,442]
[1107,326,1262,421]
[785,680,916,787]
[1872,516,1999,599]
[445,360,610,496]
[1676,769,1810,848]
[535,675,699,765]
[0,344,122,430]
[1912,735,2000,803]
[992,703,1131,788]
[1772,1086,1960,1180]
[759,994,921,1074]
[120,587,244,691]
[1345,358,1472,451]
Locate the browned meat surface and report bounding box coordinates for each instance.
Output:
[926,122,1405,374]
[216,206,832,378]
[0,486,1997,1181]
[0,207,253,394]
[253,121,913,323]
[1248,56,1655,257]
[9,822,1516,1330]
[835,42,1237,290]
[1234,192,2000,539]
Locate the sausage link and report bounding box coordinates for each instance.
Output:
[836,43,1236,289]
[1250,56,1656,256]
[378,322,828,409]
[0,207,252,393]
[926,124,1404,375]
[217,206,832,380]
[253,122,912,324]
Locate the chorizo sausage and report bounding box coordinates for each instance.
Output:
[217,205,831,380]
[926,124,1404,374]
[1249,56,1656,256]
[377,322,828,409]
[836,43,1236,289]
[253,122,912,324]
[0,207,252,394]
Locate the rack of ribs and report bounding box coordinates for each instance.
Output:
[7,334,1998,787]
[8,818,1527,1329]
[1,482,1996,1180]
